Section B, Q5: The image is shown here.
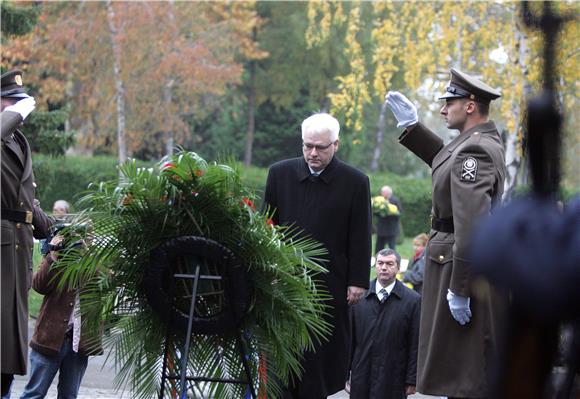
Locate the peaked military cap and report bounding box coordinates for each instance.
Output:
[439,68,501,104]
[1,70,30,98]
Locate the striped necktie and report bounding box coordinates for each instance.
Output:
[379,288,388,303]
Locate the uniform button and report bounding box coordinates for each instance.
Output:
[16,223,21,229]
[69,302,74,307]
[474,131,480,135]
[64,318,68,322]
[19,201,24,207]
[438,255,444,261]
[15,244,19,250]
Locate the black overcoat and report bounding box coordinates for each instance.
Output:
[1,110,51,375]
[264,156,371,397]
[349,280,421,399]
[375,196,401,237]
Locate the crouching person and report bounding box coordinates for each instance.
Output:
[348,249,421,399]
[20,234,102,399]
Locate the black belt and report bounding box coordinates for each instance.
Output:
[431,216,454,233]
[2,209,33,224]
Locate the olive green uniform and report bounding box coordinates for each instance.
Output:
[399,121,506,397]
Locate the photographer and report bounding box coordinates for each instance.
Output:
[40,200,71,257]
[19,234,102,399]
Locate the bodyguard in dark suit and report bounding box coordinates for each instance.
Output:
[1,70,52,395]
[386,68,506,398]
[264,113,372,399]
[348,249,420,399]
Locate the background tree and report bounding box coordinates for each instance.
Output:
[306,0,579,189]
[1,1,74,156]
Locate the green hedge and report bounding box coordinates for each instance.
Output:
[32,155,153,211]
[32,155,432,237]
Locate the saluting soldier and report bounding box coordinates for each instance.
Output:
[385,68,506,399]
[1,70,52,395]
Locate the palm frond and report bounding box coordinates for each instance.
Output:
[56,151,332,398]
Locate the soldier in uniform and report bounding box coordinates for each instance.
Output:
[385,68,506,398]
[1,70,52,395]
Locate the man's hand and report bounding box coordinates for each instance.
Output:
[405,385,416,396]
[385,91,418,129]
[48,234,64,262]
[446,289,472,325]
[347,286,365,305]
[4,97,36,120]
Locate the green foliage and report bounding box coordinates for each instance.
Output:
[251,99,314,168]
[32,155,154,211]
[54,151,332,398]
[22,110,76,156]
[0,1,38,37]
[369,173,432,238]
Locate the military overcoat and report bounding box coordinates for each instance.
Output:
[1,110,51,375]
[399,121,506,397]
[264,156,372,398]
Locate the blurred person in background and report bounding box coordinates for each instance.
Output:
[374,185,402,251]
[403,233,429,295]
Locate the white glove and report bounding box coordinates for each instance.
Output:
[446,289,471,325]
[4,97,36,120]
[385,91,418,128]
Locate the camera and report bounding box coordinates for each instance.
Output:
[40,222,89,255]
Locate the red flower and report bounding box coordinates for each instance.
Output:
[242,197,256,211]
[266,218,274,226]
[162,162,174,170]
[194,169,205,177]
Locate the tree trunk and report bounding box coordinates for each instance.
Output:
[106,0,127,164]
[503,18,531,202]
[370,101,389,172]
[243,30,257,167]
[165,0,177,158]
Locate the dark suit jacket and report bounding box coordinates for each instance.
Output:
[375,196,401,237]
[1,110,51,375]
[264,155,371,397]
[349,279,421,399]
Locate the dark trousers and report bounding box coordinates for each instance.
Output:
[1,374,13,396]
[282,387,325,399]
[375,235,396,252]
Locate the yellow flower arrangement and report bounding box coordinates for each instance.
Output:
[371,195,400,217]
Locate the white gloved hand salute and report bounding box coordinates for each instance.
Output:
[446,289,472,325]
[5,97,36,120]
[385,91,418,129]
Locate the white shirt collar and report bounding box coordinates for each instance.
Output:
[308,165,324,175]
[375,279,396,301]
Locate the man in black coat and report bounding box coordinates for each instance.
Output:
[348,249,421,399]
[374,185,402,251]
[264,112,372,399]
